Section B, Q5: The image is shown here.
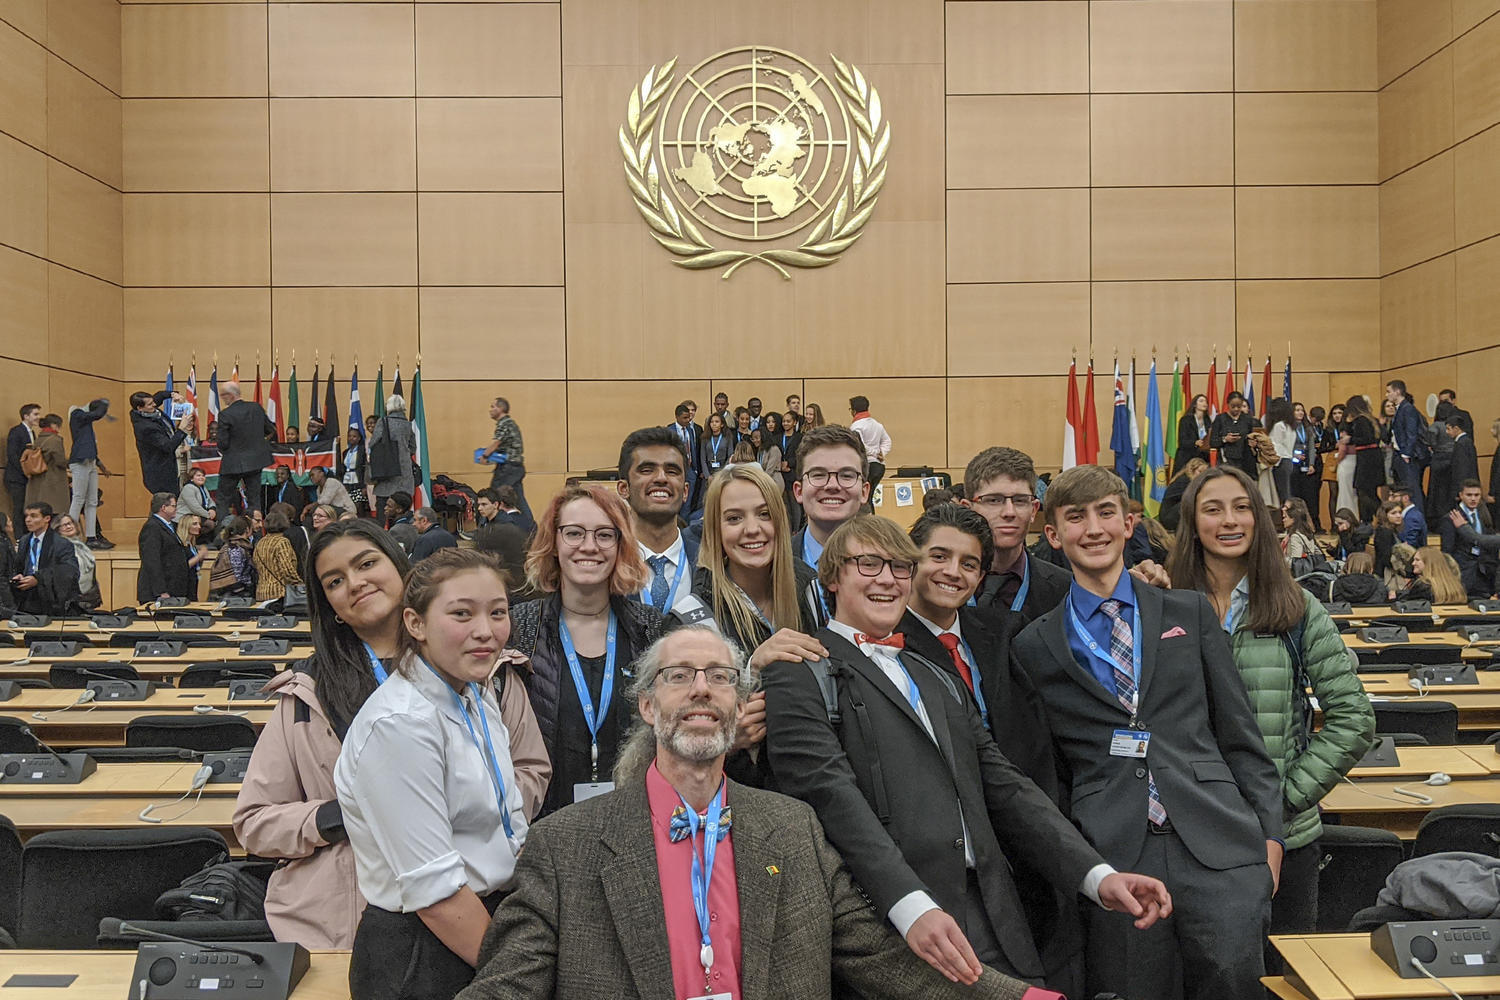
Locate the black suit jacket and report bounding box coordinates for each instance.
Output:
[136,516,194,602]
[216,400,275,475]
[11,530,79,615]
[1013,578,1282,873]
[763,629,1104,979]
[973,552,1071,627]
[4,424,31,489]
[263,480,312,513]
[130,409,186,495]
[1450,434,1480,495]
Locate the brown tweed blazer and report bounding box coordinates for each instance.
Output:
[458,776,1031,1000]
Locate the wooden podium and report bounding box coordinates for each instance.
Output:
[1269,932,1500,998]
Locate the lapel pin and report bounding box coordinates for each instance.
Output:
[765,865,780,876]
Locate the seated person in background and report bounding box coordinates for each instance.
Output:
[1280,499,1324,573]
[177,467,217,530]
[465,624,1063,1000]
[310,504,340,533]
[270,501,309,567]
[1330,508,1372,563]
[1442,479,1500,598]
[207,515,257,599]
[412,507,459,561]
[136,493,193,603]
[1399,546,1468,606]
[1372,499,1402,580]
[1159,457,1209,533]
[284,427,300,444]
[11,502,80,615]
[1332,552,1386,605]
[309,466,355,518]
[253,511,304,603]
[52,514,100,610]
[1392,485,1427,547]
[384,492,417,555]
[265,464,312,515]
[921,486,955,510]
[486,485,535,534]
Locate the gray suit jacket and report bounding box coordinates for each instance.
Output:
[460,778,1033,1000]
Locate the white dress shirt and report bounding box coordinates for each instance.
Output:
[1270,423,1297,461]
[637,530,693,614]
[335,660,528,912]
[849,415,892,463]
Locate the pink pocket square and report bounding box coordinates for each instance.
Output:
[1160,625,1188,639]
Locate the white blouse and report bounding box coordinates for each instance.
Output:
[1270,423,1297,461]
[335,661,529,912]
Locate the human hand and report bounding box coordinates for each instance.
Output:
[1450,509,1469,528]
[1128,560,1171,589]
[1097,872,1173,929]
[14,575,37,591]
[1267,840,1284,896]
[733,689,766,750]
[748,628,828,672]
[904,909,982,985]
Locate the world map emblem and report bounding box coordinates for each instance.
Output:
[620,47,890,279]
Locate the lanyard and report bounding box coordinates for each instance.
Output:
[1066,592,1143,717]
[956,635,989,728]
[680,782,726,988]
[29,536,40,573]
[421,659,515,840]
[801,533,832,619]
[729,580,775,632]
[559,612,618,780]
[362,642,389,685]
[1010,557,1031,613]
[710,434,724,461]
[642,553,687,612]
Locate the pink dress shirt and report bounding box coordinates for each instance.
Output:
[648,762,743,999]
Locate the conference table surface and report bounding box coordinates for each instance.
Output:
[0,647,299,682]
[1267,931,1500,999]
[1346,744,1496,779]
[1320,772,1500,838]
[0,952,350,1000]
[2,688,275,745]
[1327,603,1500,622]
[0,762,241,798]
[0,766,241,848]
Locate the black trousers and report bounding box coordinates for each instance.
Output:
[216,470,261,517]
[490,461,531,521]
[1292,470,1322,530]
[5,482,24,522]
[1265,840,1321,974]
[1273,460,1294,506]
[350,892,504,1000]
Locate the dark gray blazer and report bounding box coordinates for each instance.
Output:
[460,778,1033,1000]
[216,400,275,475]
[1013,578,1283,873]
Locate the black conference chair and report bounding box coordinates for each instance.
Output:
[1372,701,1459,746]
[1316,824,1406,932]
[108,633,165,648]
[176,662,277,690]
[0,815,23,941]
[1386,732,1431,746]
[0,717,38,754]
[125,715,256,752]
[48,663,141,688]
[16,827,228,948]
[1370,645,1470,666]
[1412,804,1500,858]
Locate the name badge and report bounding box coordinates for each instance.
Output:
[686,994,732,1000]
[573,781,615,802]
[1110,730,1151,758]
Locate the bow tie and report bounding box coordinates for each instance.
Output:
[669,804,733,843]
[855,632,904,650]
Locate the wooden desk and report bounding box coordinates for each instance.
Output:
[1348,745,1493,780]
[1320,776,1500,838]
[0,762,240,797]
[0,647,297,682]
[1343,633,1471,651]
[0,789,240,850]
[1363,673,1500,694]
[1362,688,1500,732]
[1270,931,1500,998]
[7,621,309,643]
[2,689,274,746]
[0,951,349,1000]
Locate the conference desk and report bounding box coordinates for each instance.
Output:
[1361,686,1500,732]
[1320,774,1500,838]
[3,689,274,746]
[0,762,240,798]
[1347,744,1495,780]
[1328,603,1500,623]
[1267,931,1500,999]
[1341,633,1495,657]
[0,763,241,849]
[0,952,349,1000]
[0,647,298,682]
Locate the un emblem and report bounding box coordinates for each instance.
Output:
[620,47,889,279]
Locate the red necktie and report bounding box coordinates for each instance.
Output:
[936,632,974,695]
[854,632,904,650]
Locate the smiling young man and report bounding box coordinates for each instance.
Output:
[1444,479,1499,597]
[617,427,698,616]
[1012,465,1282,1000]
[961,447,1072,624]
[763,515,1170,994]
[790,425,871,625]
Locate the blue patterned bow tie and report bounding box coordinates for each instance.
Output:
[669,804,733,843]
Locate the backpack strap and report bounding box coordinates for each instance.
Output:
[805,656,841,726]
[1280,614,1313,755]
[668,593,717,630]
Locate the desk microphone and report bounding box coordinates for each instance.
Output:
[108,921,267,965]
[139,765,213,823]
[21,724,74,769]
[31,686,96,720]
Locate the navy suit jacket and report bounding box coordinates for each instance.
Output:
[1400,506,1428,547]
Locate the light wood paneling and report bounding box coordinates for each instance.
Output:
[1382,357,1458,407]
[866,63,944,223]
[416,98,562,191]
[1089,0,1233,94]
[46,0,119,94]
[0,131,47,255]
[946,283,1089,377]
[567,380,708,471]
[48,265,121,380]
[1091,187,1235,281]
[948,376,1066,472]
[270,193,416,286]
[559,65,644,224]
[947,188,1089,283]
[1091,281,1234,360]
[1090,93,1233,187]
[1236,93,1378,185]
[0,244,47,364]
[424,380,568,477]
[1378,47,1453,180]
[1454,13,1500,140]
[0,20,46,147]
[803,378,947,468]
[0,357,47,515]
[1457,235,1500,355]
[417,192,562,286]
[1235,0,1376,91]
[123,99,269,193]
[946,96,1089,189]
[1454,346,1500,455]
[416,3,560,97]
[0,0,45,40]
[1379,150,1455,274]
[270,99,415,192]
[47,160,121,284]
[1454,0,1500,34]
[1235,280,1381,372]
[1455,124,1500,247]
[1379,254,1456,369]
[560,0,637,67]
[1377,0,1453,87]
[1235,186,1379,279]
[124,193,269,286]
[268,3,413,98]
[868,0,943,64]
[47,55,122,188]
[122,3,267,98]
[563,222,643,379]
[945,1,1088,94]
[418,287,566,380]
[123,288,270,383]
[270,287,418,366]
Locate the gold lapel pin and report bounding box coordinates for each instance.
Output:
[765,865,780,876]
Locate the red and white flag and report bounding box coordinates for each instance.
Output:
[1062,359,1081,470]
[268,365,284,441]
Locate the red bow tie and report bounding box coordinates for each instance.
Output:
[855,632,904,650]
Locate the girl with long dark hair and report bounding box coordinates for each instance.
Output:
[1174,393,1210,473]
[1344,395,1383,522]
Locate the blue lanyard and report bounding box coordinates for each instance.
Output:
[421,660,515,840]
[802,533,832,619]
[710,434,724,460]
[642,552,687,612]
[362,642,389,685]
[1065,592,1142,715]
[956,635,988,728]
[1009,557,1031,613]
[29,536,40,573]
[680,782,726,983]
[558,612,617,779]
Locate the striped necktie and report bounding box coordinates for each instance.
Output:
[1100,600,1167,827]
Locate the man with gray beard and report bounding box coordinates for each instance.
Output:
[460,626,1055,1000]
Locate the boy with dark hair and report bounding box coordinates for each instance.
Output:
[616,426,697,614]
[1013,464,1282,1000]
[962,446,1072,623]
[791,425,870,624]
[1444,479,1499,597]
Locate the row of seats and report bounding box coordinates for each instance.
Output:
[0,713,255,753]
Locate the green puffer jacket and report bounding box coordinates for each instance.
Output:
[1228,590,1377,849]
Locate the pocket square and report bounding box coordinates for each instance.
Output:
[1160,625,1188,639]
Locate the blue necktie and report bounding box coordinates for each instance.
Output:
[29,536,40,574]
[1471,509,1482,555]
[648,555,670,608]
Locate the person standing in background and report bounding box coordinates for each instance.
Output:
[131,392,190,497]
[24,414,69,522]
[482,397,531,522]
[849,395,893,507]
[5,404,41,521]
[214,382,274,517]
[1386,380,1429,516]
[66,398,113,550]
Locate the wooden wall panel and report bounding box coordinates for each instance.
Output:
[423,380,569,484]
[48,265,122,380]
[947,188,1088,283]
[1090,94,1233,186]
[945,1,1088,95]
[946,283,1089,377]
[122,4,268,98]
[124,193,270,286]
[1234,0,1376,92]
[123,99,269,192]
[1377,0,1452,87]
[1234,186,1379,279]
[417,192,563,286]
[416,98,562,191]
[1091,187,1235,281]
[1377,47,1453,180]
[270,193,417,286]
[0,0,45,40]
[1379,150,1455,274]
[419,287,567,381]
[0,20,46,147]
[1453,13,1500,140]
[1457,235,1500,355]
[46,0,120,94]
[1089,1,1233,94]
[1455,124,1500,248]
[866,63,944,223]
[47,55,122,189]
[1379,255,1456,369]
[0,132,47,256]
[0,244,47,365]
[415,3,561,97]
[948,377,1066,473]
[271,288,419,370]
[268,3,414,98]
[567,381,709,471]
[563,222,643,381]
[1236,280,1381,372]
[1090,281,1234,361]
[123,288,271,383]
[1454,0,1500,34]
[1236,93,1378,185]
[47,160,122,284]
[803,378,948,469]
[946,96,1089,190]
[271,99,416,192]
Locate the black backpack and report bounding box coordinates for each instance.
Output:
[368,417,405,480]
[155,856,275,921]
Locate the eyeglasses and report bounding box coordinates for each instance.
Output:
[843,554,916,579]
[557,524,620,547]
[802,468,862,488]
[971,493,1036,511]
[656,666,740,688]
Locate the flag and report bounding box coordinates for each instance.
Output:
[287,365,300,434]
[1111,360,1138,488]
[348,366,364,431]
[208,365,220,422]
[374,365,386,419]
[1081,361,1099,465]
[268,365,283,441]
[1062,360,1080,471]
[1260,357,1272,417]
[231,360,239,381]
[310,365,321,421]
[1206,357,1219,419]
[1126,355,1142,499]
[393,365,403,399]
[184,365,198,440]
[323,363,339,440]
[1242,356,1254,415]
[1165,360,1183,469]
[253,364,262,405]
[1182,358,1192,404]
[410,366,433,509]
[165,366,174,394]
[1223,353,1235,414]
[1283,355,1292,402]
[1142,359,1166,516]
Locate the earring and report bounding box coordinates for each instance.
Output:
[334,615,344,624]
